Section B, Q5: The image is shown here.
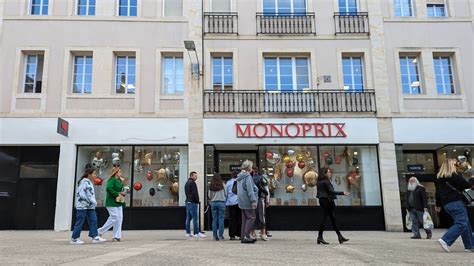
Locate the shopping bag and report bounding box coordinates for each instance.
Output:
[405,212,412,230]
[423,211,434,230]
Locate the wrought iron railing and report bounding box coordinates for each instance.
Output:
[204,12,238,34]
[204,90,376,113]
[256,13,316,35]
[334,12,369,34]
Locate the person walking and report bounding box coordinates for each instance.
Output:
[98,167,126,242]
[208,173,227,241]
[237,160,258,244]
[185,171,206,239]
[406,176,432,239]
[316,167,350,245]
[225,170,241,240]
[252,166,269,241]
[435,159,473,252]
[70,168,107,245]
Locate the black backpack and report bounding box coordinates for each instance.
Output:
[232,180,238,194]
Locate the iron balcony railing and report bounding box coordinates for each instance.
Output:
[334,12,369,34]
[204,90,376,113]
[204,12,238,34]
[256,13,316,35]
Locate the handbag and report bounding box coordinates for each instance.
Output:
[446,181,473,205]
[232,180,238,194]
[423,211,434,230]
[405,212,412,230]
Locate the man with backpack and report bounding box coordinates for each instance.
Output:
[225,170,241,240]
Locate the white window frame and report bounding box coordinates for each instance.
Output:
[22,54,44,93]
[433,55,455,94]
[399,55,422,95]
[342,56,364,91]
[393,0,414,17]
[115,55,136,94]
[212,56,233,91]
[263,57,310,91]
[162,56,184,95]
[426,2,447,17]
[338,0,359,13]
[163,0,183,16]
[29,0,49,15]
[71,55,93,94]
[76,0,96,16]
[262,0,307,14]
[211,0,232,12]
[117,0,137,16]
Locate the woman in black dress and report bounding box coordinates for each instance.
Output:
[317,167,350,244]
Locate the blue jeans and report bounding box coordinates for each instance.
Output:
[211,201,225,239]
[71,209,98,239]
[442,200,474,249]
[185,202,199,235]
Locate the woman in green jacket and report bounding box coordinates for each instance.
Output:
[98,167,126,241]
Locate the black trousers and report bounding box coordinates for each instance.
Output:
[228,204,241,238]
[318,198,341,238]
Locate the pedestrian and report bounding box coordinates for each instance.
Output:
[70,168,107,245]
[316,167,350,244]
[98,167,126,242]
[185,171,206,239]
[225,170,241,240]
[208,173,227,241]
[406,176,432,239]
[251,166,269,241]
[237,160,258,244]
[435,159,473,252]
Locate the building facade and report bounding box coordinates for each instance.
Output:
[0,0,473,231]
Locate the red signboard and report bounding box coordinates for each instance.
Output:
[236,123,347,138]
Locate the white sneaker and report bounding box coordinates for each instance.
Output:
[70,239,84,245]
[196,232,207,238]
[438,239,450,252]
[464,249,473,252]
[186,234,194,239]
[92,236,107,243]
[260,234,269,241]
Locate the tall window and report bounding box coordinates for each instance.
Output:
[162,56,184,95]
[399,55,422,94]
[342,56,364,92]
[72,55,93,94]
[118,0,137,16]
[339,0,358,14]
[263,0,306,15]
[427,2,446,17]
[23,54,44,93]
[164,0,183,16]
[264,57,309,91]
[115,55,136,94]
[393,0,413,17]
[77,0,96,16]
[30,0,48,15]
[212,57,233,91]
[211,0,231,12]
[433,56,455,94]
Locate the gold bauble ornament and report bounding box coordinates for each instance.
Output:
[303,170,318,187]
[283,155,291,163]
[170,181,179,196]
[296,154,304,162]
[285,184,295,193]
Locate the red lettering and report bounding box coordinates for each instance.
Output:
[334,123,347,137]
[326,123,332,136]
[253,123,268,138]
[236,124,251,137]
[314,123,326,137]
[269,124,283,137]
[302,123,312,137]
[285,123,300,138]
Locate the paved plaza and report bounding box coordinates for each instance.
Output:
[0,230,473,265]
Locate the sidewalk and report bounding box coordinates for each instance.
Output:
[0,230,472,265]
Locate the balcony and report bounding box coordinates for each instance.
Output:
[204,90,376,113]
[256,13,316,35]
[204,12,238,34]
[334,12,369,34]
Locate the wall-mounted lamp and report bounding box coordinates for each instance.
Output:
[184,40,201,79]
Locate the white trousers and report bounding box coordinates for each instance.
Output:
[98,206,123,239]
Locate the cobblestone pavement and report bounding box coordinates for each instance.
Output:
[0,230,473,265]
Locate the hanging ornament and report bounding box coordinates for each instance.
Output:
[133,182,143,191]
[285,184,295,193]
[301,183,307,192]
[267,153,281,165]
[323,151,331,159]
[286,161,294,169]
[91,151,107,174]
[305,150,312,158]
[458,155,467,164]
[93,177,103,186]
[149,188,156,196]
[266,152,274,159]
[144,152,153,165]
[268,178,278,193]
[134,159,143,173]
[298,161,306,169]
[335,155,342,164]
[303,170,318,187]
[352,157,359,166]
[173,152,180,161]
[287,149,295,156]
[296,154,304,162]
[157,183,165,192]
[165,167,174,180]
[326,156,334,165]
[156,168,166,182]
[286,168,294,177]
[146,171,153,181]
[283,154,291,163]
[274,163,282,181]
[112,152,121,167]
[170,181,179,196]
[464,149,471,158]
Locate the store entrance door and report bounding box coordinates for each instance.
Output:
[214,151,258,180]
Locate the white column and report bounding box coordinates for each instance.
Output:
[54,142,77,231]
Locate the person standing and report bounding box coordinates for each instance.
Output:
[316,167,350,245]
[98,167,126,242]
[237,160,258,244]
[406,176,432,239]
[225,170,241,240]
[435,159,473,252]
[185,171,206,239]
[252,166,269,241]
[208,173,227,241]
[70,168,107,245]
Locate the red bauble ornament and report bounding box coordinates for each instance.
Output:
[286,161,294,168]
[93,177,103,186]
[298,161,305,169]
[323,151,330,159]
[146,171,153,181]
[133,182,143,191]
[287,168,294,177]
[265,152,273,159]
